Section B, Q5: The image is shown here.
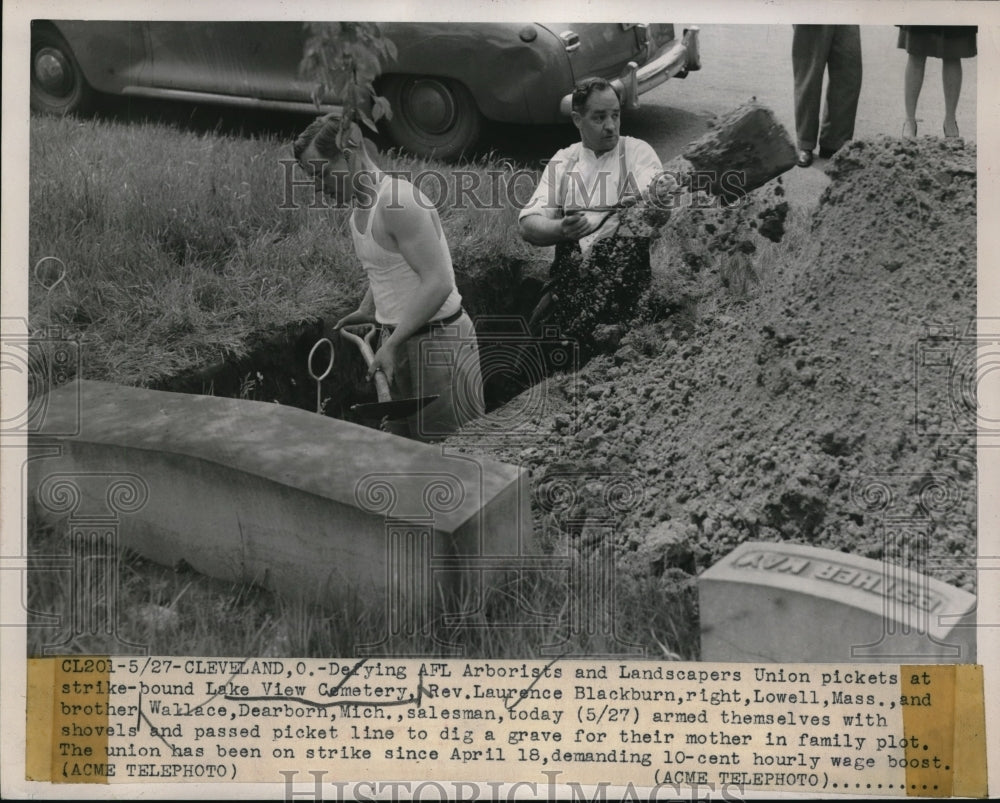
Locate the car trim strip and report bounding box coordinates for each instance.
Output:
[119,86,344,116]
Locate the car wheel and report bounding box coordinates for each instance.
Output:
[381,75,482,161]
[31,26,94,115]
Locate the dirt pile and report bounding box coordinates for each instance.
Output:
[453,136,977,594]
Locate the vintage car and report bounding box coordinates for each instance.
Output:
[31,20,700,160]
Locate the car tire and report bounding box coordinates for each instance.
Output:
[31,25,94,115]
[380,75,482,162]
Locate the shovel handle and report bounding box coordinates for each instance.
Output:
[339,324,393,403]
[372,369,392,402]
[362,326,394,403]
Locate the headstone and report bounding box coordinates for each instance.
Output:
[698,541,976,663]
[28,380,530,612]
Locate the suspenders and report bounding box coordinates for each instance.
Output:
[617,141,628,202]
[557,153,579,214]
[556,140,630,214]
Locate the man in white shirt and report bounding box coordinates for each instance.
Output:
[294,114,484,441]
[518,77,664,348]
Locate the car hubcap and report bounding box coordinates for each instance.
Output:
[34,47,72,96]
[405,79,456,134]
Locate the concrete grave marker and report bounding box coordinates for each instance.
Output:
[29,380,530,614]
[698,541,976,663]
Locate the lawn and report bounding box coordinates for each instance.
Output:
[29,114,537,388]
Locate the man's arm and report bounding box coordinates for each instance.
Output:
[518,147,597,246]
[332,287,376,331]
[519,211,595,246]
[368,187,453,384]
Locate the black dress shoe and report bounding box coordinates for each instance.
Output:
[796,149,814,168]
[818,146,838,159]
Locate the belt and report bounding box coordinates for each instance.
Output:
[379,307,465,338]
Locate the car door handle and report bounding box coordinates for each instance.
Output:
[560,31,580,52]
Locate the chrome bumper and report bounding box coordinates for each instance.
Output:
[559,25,700,116]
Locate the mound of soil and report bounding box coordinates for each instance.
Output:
[452,136,977,594]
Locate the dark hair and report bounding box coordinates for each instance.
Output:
[292,113,342,163]
[571,77,621,114]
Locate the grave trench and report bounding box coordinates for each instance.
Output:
[148,261,554,425]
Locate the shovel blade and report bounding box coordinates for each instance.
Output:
[351,394,439,421]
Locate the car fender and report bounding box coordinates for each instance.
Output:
[379,22,572,124]
[46,20,150,94]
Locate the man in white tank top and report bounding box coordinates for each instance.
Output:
[294,114,484,440]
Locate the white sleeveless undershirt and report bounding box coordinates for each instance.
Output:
[349,176,461,326]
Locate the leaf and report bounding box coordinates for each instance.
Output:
[340,22,360,44]
[298,21,397,134]
[372,95,393,122]
[351,84,369,107]
[336,119,365,150]
[335,126,351,152]
[354,49,381,81]
[330,72,351,101]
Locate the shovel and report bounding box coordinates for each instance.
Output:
[337,324,439,421]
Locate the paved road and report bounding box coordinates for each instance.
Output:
[631,24,977,161]
[613,24,978,209]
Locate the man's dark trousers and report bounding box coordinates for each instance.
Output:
[792,25,862,153]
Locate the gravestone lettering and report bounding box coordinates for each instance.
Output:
[699,541,976,663]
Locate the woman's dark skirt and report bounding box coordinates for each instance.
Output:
[897,26,977,60]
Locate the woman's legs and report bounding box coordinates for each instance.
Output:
[903,52,926,136]
[942,58,963,136]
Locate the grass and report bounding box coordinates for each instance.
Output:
[26,515,699,659]
[29,115,536,388]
